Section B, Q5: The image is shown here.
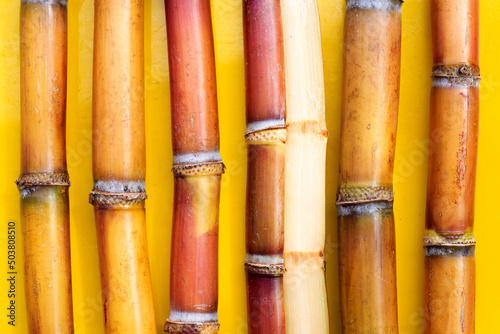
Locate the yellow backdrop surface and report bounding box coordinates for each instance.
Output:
[1,0,499,333]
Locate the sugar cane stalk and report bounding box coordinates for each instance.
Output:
[424,1,479,332]
[243,0,286,333]
[281,1,329,333]
[336,0,403,332]
[17,1,73,332]
[164,0,224,333]
[90,0,156,332]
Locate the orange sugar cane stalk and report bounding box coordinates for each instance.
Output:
[336,0,403,332]
[164,0,224,333]
[281,0,330,333]
[243,0,286,333]
[424,0,479,332]
[90,0,156,332]
[17,0,74,332]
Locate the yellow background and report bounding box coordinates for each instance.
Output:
[1,0,499,333]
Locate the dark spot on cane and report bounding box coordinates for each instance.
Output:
[459,66,469,76]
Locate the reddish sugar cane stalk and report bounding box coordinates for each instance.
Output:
[243,0,286,333]
[164,0,224,333]
[17,1,73,332]
[336,0,402,332]
[424,0,479,332]
[90,0,156,332]
[281,1,329,333]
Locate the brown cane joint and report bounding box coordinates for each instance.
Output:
[22,0,68,5]
[16,172,70,189]
[423,233,475,247]
[432,64,480,78]
[336,186,394,205]
[245,261,285,276]
[245,128,287,145]
[89,191,147,207]
[165,320,220,334]
[172,162,225,177]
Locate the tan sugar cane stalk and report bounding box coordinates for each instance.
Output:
[424,0,479,332]
[336,0,403,332]
[281,0,329,333]
[90,0,156,331]
[17,0,74,332]
[164,0,224,333]
[243,0,286,333]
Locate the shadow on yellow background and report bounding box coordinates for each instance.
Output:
[1,0,500,333]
